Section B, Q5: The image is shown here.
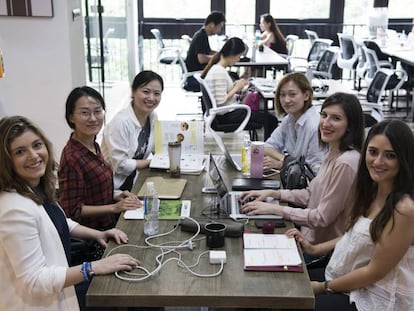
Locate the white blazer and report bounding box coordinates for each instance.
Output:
[0,191,80,311]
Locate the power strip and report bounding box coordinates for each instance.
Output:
[180,200,191,217]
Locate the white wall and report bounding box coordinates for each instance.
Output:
[0,0,86,158]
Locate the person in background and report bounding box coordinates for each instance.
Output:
[264,72,326,173]
[201,37,279,135]
[101,70,163,192]
[240,93,364,249]
[287,119,414,311]
[0,115,140,311]
[258,13,287,55]
[59,86,142,233]
[184,11,226,91]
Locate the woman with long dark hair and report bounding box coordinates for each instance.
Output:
[287,119,414,310]
[201,37,278,134]
[258,13,287,55]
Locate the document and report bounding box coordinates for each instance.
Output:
[123,199,191,220]
[149,120,205,174]
[243,233,303,272]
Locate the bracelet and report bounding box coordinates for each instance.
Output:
[81,262,94,282]
[324,280,335,294]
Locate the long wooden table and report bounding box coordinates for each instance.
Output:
[86,156,315,309]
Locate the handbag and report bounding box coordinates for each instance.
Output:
[70,238,105,266]
[280,155,315,190]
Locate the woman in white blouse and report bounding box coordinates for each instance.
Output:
[287,119,414,311]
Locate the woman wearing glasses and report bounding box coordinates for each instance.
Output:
[59,86,142,236]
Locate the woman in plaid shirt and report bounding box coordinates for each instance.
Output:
[59,87,142,231]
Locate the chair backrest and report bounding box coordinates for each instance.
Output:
[307,39,333,63]
[337,33,359,63]
[363,45,380,81]
[366,68,393,104]
[304,29,319,46]
[314,46,340,79]
[285,34,299,57]
[194,73,216,116]
[151,28,165,49]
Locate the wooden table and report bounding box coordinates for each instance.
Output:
[86,156,315,309]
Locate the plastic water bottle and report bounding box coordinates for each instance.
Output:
[143,181,159,236]
[241,133,251,177]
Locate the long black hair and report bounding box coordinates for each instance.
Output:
[201,37,246,79]
[347,119,414,242]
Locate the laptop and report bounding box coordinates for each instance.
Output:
[208,154,282,220]
[213,134,242,171]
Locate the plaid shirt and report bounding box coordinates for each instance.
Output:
[58,137,116,230]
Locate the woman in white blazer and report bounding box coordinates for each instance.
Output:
[0,116,140,311]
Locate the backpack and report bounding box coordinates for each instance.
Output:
[280,155,316,190]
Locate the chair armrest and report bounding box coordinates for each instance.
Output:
[209,104,251,133]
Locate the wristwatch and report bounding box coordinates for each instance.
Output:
[324,280,335,294]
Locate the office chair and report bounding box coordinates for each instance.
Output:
[150,28,184,67]
[312,46,340,79]
[337,33,359,88]
[360,68,407,126]
[304,29,319,47]
[193,73,261,141]
[287,39,333,73]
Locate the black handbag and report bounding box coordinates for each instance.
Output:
[280,155,315,190]
[70,238,105,266]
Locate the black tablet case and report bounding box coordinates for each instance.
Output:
[231,178,280,191]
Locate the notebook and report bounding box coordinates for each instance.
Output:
[243,233,303,272]
[149,120,205,174]
[231,178,280,191]
[136,176,187,199]
[208,154,282,220]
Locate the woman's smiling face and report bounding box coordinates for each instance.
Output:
[132,79,163,115]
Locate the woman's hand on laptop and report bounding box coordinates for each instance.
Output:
[239,189,280,203]
[240,200,282,216]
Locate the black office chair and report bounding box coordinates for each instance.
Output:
[337,33,359,88]
[312,46,341,79]
[194,73,261,141]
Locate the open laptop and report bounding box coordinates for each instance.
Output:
[213,134,242,171]
[208,154,282,220]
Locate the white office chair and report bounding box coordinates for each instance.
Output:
[151,28,184,67]
[193,73,260,143]
[337,33,359,88]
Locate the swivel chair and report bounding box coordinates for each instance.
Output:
[304,29,319,47]
[337,33,359,88]
[194,73,261,142]
[288,39,333,73]
[151,28,184,68]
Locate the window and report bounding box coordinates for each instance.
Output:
[270,0,330,19]
[225,0,256,37]
[143,0,210,18]
[388,0,414,19]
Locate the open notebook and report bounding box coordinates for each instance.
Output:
[149,120,206,174]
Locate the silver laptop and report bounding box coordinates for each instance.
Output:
[213,134,242,171]
[208,154,282,220]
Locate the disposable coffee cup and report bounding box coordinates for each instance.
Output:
[168,141,181,177]
[205,223,226,248]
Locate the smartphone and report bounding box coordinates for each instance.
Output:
[201,186,217,194]
[262,168,280,178]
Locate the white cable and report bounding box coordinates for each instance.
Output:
[109,216,224,281]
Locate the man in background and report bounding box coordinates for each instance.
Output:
[184,11,225,92]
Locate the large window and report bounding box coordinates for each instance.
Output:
[225,0,256,37]
[142,0,210,18]
[269,0,330,19]
[388,0,414,19]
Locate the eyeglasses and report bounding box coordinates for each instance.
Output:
[74,109,105,120]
